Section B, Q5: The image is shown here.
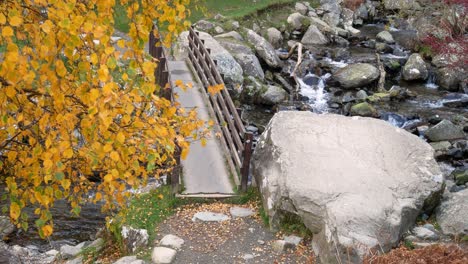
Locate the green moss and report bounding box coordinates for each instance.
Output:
[279,212,312,238]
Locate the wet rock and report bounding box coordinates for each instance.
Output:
[192,211,230,222]
[376,42,393,53]
[0,216,14,239]
[230,207,255,218]
[159,234,184,250]
[425,120,465,142]
[253,112,443,263]
[436,188,468,236]
[436,67,462,92]
[356,90,368,100]
[412,226,439,241]
[428,115,442,125]
[402,54,428,81]
[384,59,401,72]
[452,169,468,186]
[333,63,380,89]
[350,102,378,117]
[332,35,350,47]
[430,141,451,159]
[376,31,395,44]
[383,0,421,10]
[121,226,149,253]
[246,29,281,68]
[259,85,288,106]
[152,247,177,264]
[301,25,328,45]
[443,98,468,108]
[266,27,283,49]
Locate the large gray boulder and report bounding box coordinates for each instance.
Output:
[253,112,443,264]
[176,31,244,91]
[436,67,463,92]
[376,31,395,44]
[436,188,468,236]
[333,63,380,89]
[216,36,264,80]
[402,53,428,81]
[246,29,281,68]
[259,85,288,106]
[424,120,465,142]
[383,0,421,10]
[301,25,329,45]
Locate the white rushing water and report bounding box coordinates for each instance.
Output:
[425,73,439,89]
[298,73,331,114]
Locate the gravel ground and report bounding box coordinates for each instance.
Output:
[155,202,315,264]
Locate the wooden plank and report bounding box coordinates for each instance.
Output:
[240,132,253,192]
[188,46,243,166]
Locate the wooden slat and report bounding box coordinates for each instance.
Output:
[188,27,255,190]
[188,46,244,166]
[188,34,244,152]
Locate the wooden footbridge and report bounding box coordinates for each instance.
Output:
[149,27,254,196]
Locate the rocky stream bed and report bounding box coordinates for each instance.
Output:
[1,0,467,263]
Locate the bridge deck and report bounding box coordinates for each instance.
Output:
[168,61,234,194]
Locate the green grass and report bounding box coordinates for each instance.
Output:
[113,0,319,33]
[110,186,182,246]
[190,0,305,22]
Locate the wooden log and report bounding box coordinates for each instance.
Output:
[375,53,387,92]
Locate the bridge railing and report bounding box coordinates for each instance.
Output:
[187,26,253,192]
[148,28,180,194]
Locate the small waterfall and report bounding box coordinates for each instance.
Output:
[425,72,439,89]
[298,73,331,114]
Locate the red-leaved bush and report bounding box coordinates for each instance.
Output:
[421,0,467,68]
[344,0,365,11]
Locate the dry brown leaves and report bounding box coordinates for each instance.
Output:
[164,202,251,253]
[364,244,468,264]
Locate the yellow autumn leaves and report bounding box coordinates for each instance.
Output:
[0,0,199,237]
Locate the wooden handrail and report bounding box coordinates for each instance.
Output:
[187,26,253,192]
[148,27,179,194]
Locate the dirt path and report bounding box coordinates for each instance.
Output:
[155,203,315,264]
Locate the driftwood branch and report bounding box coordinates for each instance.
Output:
[375,53,386,92]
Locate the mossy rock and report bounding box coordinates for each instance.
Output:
[350,102,379,117]
[452,169,468,186]
[367,93,391,103]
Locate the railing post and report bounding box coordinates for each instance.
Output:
[171,145,181,195]
[240,132,253,192]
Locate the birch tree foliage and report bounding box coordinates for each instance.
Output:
[0,0,201,238]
